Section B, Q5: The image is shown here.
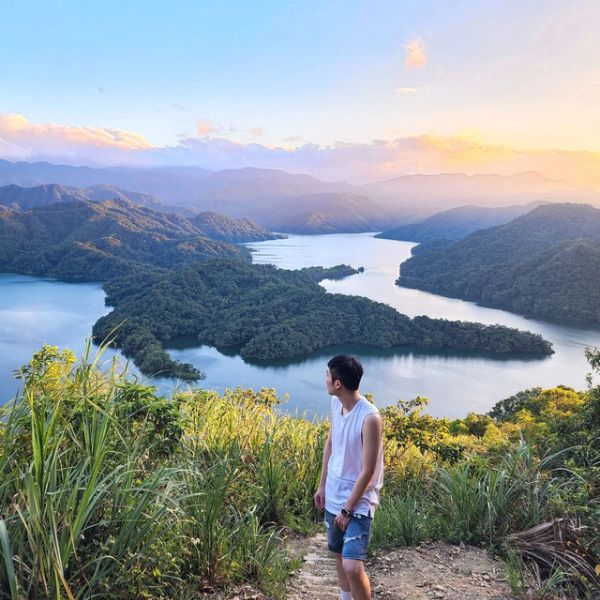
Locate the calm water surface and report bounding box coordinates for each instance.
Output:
[168,234,600,417]
[2,233,599,418]
[0,273,138,403]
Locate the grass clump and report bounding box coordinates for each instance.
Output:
[0,344,324,599]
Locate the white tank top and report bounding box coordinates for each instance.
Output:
[325,395,384,517]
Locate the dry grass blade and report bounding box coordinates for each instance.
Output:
[505,518,600,590]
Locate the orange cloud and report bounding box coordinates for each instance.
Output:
[196,120,215,137]
[404,38,427,69]
[419,131,514,164]
[397,87,417,94]
[0,113,151,151]
[1,113,599,190]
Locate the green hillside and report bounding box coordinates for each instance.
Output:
[398,203,600,323]
[92,259,552,380]
[190,210,286,242]
[0,199,252,279]
[0,198,554,380]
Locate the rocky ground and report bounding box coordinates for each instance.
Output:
[198,531,598,599]
[285,533,515,600]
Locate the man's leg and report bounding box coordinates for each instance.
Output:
[335,553,352,598]
[342,559,370,600]
[339,513,372,600]
[325,512,352,599]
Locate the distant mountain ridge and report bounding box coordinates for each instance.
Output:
[190,211,286,242]
[2,159,598,234]
[0,183,162,210]
[0,198,253,280]
[398,203,600,323]
[0,183,283,242]
[376,202,545,242]
[246,192,393,233]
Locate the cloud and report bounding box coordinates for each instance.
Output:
[396,87,417,94]
[1,113,599,189]
[404,38,427,69]
[0,113,151,165]
[197,121,263,139]
[0,136,30,160]
[196,120,216,137]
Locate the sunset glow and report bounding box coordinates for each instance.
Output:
[0,1,598,186]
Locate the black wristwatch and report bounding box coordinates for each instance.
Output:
[341,506,354,519]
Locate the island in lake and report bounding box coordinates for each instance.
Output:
[0,192,554,380]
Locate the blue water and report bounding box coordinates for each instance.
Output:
[1,233,599,418]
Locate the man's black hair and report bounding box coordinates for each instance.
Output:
[327,355,364,391]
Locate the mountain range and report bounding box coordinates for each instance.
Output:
[0,198,277,281]
[376,202,545,242]
[2,159,599,234]
[0,184,555,378]
[0,182,162,210]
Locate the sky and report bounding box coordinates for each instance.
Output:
[1,0,599,186]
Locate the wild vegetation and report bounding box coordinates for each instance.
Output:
[0,346,600,600]
[0,344,597,599]
[398,203,600,324]
[0,344,323,599]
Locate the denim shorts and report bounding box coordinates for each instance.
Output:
[324,509,372,560]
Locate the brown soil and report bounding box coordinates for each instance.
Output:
[285,533,516,600]
[195,532,517,599]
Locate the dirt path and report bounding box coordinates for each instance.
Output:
[286,534,516,600]
[286,533,342,599]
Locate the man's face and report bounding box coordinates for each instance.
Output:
[325,367,341,395]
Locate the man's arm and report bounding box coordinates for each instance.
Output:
[313,425,332,511]
[334,413,382,530]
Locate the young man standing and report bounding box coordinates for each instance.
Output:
[314,355,384,600]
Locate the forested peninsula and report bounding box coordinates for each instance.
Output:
[0,198,554,379]
[397,203,600,324]
[93,259,552,379]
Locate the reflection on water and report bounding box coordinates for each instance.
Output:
[2,233,599,418]
[165,233,600,417]
[0,273,135,403]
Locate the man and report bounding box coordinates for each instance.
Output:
[314,355,384,600]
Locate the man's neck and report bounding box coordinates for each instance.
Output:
[337,390,362,414]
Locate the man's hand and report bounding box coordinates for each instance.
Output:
[314,486,325,511]
[334,512,351,532]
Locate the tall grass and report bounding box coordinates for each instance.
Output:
[0,345,323,598]
[432,442,557,546]
[0,346,178,598]
[373,441,559,552]
[370,488,426,548]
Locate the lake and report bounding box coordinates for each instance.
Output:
[1,233,599,418]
